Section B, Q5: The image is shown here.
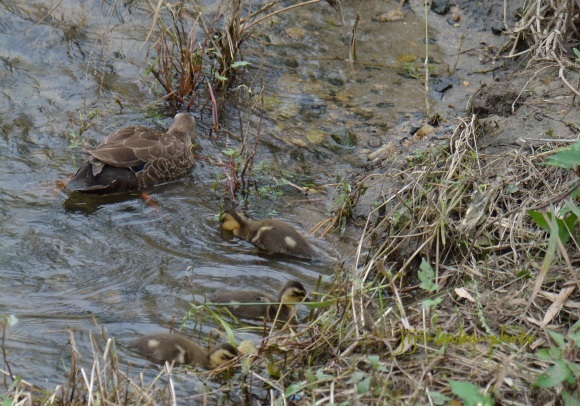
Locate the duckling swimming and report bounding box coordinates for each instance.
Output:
[67,112,196,194]
[129,333,237,369]
[210,280,307,321]
[221,210,317,259]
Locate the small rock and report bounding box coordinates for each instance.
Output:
[415,124,434,139]
[410,125,422,135]
[334,91,351,103]
[368,135,382,148]
[376,102,394,109]
[290,138,308,148]
[430,0,450,15]
[285,27,306,40]
[278,102,300,118]
[306,130,327,145]
[396,54,419,64]
[277,73,302,90]
[377,8,406,22]
[368,141,397,161]
[263,95,283,110]
[330,128,357,147]
[350,107,374,120]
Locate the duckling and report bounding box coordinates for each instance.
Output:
[129,333,238,369]
[221,210,317,259]
[67,112,196,194]
[210,280,307,321]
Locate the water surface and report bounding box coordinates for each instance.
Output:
[0,0,440,393]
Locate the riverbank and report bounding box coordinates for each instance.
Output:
[1,0,578,404]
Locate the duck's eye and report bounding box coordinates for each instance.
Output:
[223,352,236,361]
[292,289,306,297]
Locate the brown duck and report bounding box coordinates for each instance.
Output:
[67,112,196,193]
[129,333,238,369]
[221,210,318,259]
[210,280,307,321]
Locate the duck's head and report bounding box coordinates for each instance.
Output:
[221,210,246,237]
[168,112,197,142]
[207,343,238,369]
[279,281,307,303]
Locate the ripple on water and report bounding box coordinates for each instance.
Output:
[0,0,418,393]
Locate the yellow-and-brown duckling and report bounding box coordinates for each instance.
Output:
[129,333,238,369]
[67,112,196,194]
[210,280,307,321]
[221,210,317,259]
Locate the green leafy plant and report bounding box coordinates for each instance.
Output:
[67,109,100,149]
[257,184,284,199]
[529,141,580,244]
[403,62,420,79]
[448,380,494,406]
[528,209,577,244]
[546,140,580,172]
[418,258,439,292]
[534,321,579,403]
[573,47,580,62]
[316,176,366,236]
[1,377,25,406]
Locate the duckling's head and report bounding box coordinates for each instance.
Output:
[221,210,246,237]
[279,281,307,303]
[207,343,238,369]
[168,112,196,142]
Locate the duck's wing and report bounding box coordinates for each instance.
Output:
[252,221,318,259]
[211,291,276,319]
[88,126,187,171]
[212,291,274,304]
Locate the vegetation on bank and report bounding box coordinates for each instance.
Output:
[2,0,579,404]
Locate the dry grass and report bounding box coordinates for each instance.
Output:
[231,115,577,404]
[174,115,578,404]
[502,0,580,97]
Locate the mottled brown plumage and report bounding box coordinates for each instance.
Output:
[67,112,196,193]
[129,333,237,369]
[221,211,317,259]
[210,280,307,321]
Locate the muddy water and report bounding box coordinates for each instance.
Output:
[0,0,444,391]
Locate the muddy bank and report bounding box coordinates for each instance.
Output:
[353,0,579,221]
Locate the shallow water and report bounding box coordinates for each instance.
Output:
[0,0,445,395]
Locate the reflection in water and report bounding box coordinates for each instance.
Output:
[0,0,436,394]
[63,191,144,214]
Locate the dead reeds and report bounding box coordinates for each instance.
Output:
[285,114,578,404]
[145,0,342,116]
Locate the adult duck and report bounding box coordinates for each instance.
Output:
[67,112,196,193]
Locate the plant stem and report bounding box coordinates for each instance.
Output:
[424,0,430,117]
